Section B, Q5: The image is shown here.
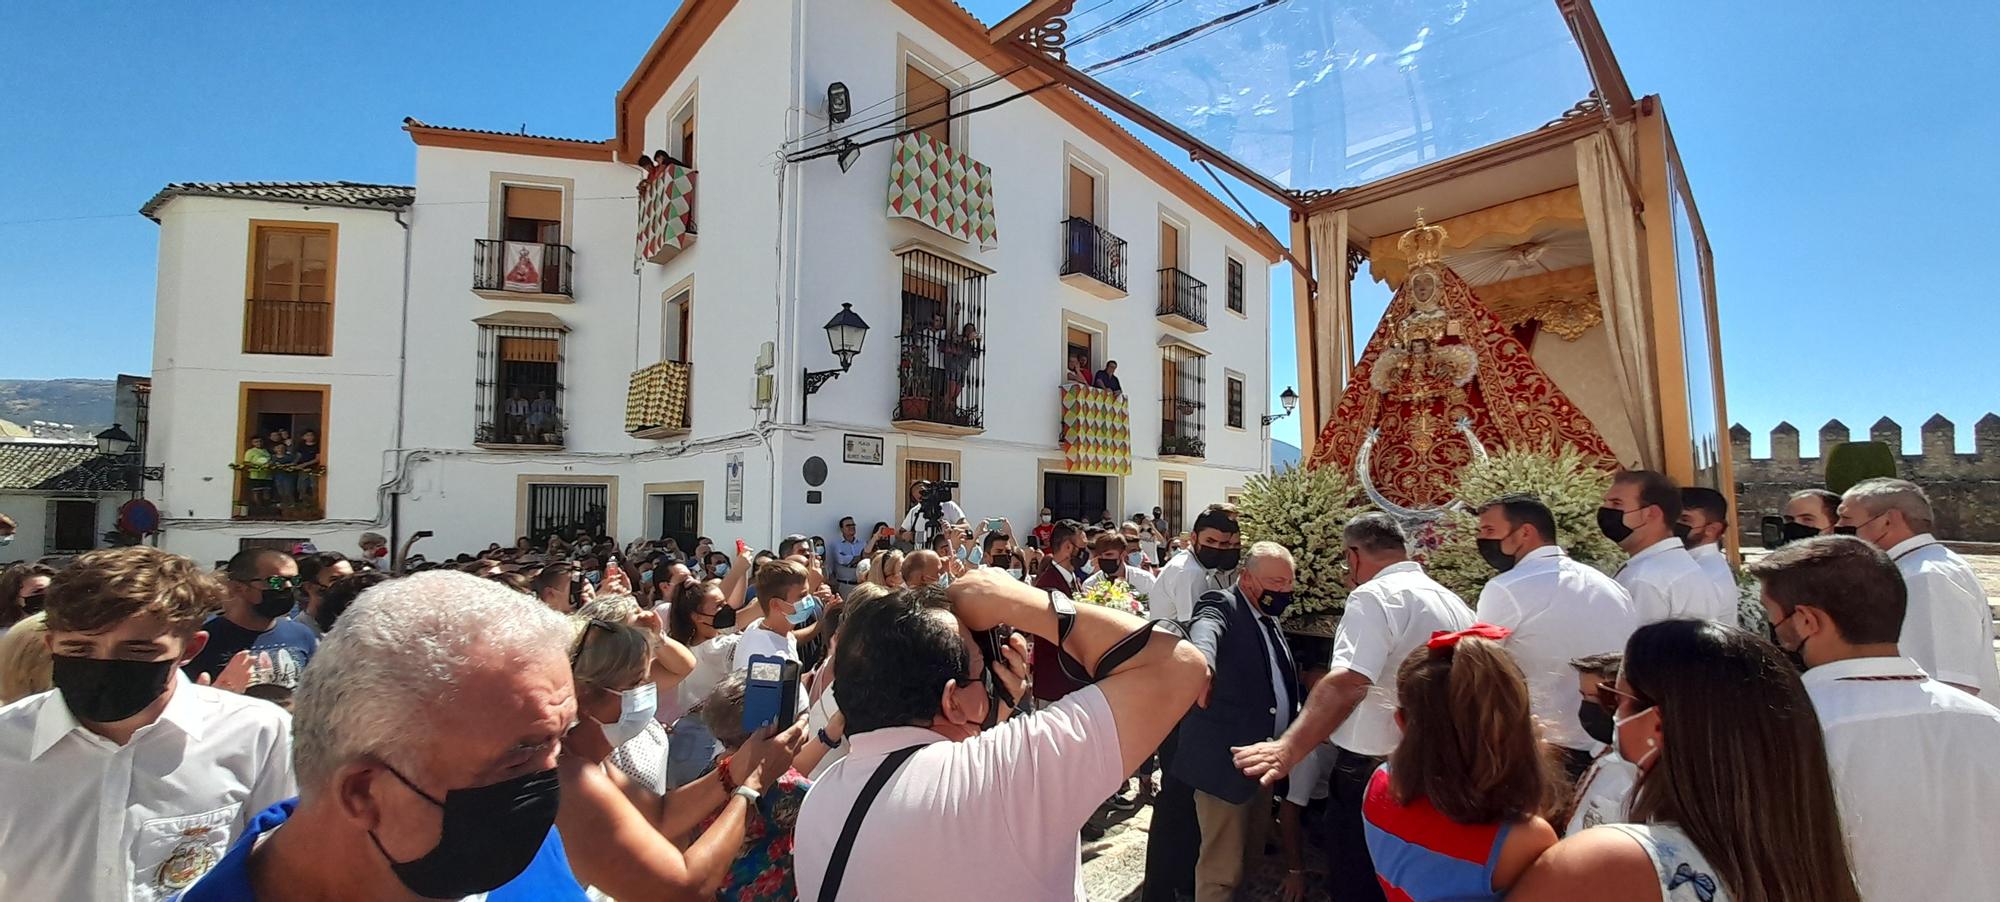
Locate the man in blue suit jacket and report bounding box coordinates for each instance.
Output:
[1171,541,1299,902]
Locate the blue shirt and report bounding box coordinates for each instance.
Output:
[171,799,587,901]
[182,614,320,682]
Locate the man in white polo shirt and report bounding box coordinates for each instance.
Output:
[0,547,294,901]
[794,572,1207,900]
[1749,535,2000,901]
[1471,494,1638,780]
[1600,470,1733,624]
[1839,477,2000,697]
[1231,514,1472,902]
[1678,486,1740,601]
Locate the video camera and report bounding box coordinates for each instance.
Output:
[915,479,960,539]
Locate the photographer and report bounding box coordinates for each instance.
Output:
[898,480,965,544]
[794,571,1208,900]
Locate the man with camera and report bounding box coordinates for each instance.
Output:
[793,571,1208,900]
[899,480,965,545]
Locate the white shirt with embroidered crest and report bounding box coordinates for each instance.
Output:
[1886,533,2000,697]
[1805,655,2000,901]
[1616,537,1734,625]
[0,675,295,901]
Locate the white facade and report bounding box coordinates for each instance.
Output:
[142,0,1279,564]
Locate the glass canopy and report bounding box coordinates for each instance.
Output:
[1050,0,1599,192]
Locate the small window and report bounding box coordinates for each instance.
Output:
[502,186,563,244]
[662,291,693,364]
[1159,220,1182,271]
[47,499,97,554]
[1065,326,1097,385]
[1160,479,1185,537]
[1067,165,1097,222]
[1226,374,1245,429]
[904,63,952,147]
[525,482,609,543]
[907,459,953,487]
[677,111,697,167]
[478,325,565,447]
[1226,257,1246,314]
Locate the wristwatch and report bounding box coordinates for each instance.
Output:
[1048,590,1077,643]
[817,728,842,749]
[731,785,761,805]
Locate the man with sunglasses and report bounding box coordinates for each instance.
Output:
[183,549,319,683]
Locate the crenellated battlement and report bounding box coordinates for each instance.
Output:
[1731,414,2000,541]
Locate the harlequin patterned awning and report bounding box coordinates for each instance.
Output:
[1061,384,1131,475]
[887,134,997,249]
[637,161,696,264]
[625,360,691,434]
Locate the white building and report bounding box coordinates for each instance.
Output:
[141,0,1282,565]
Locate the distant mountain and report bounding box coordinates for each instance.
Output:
[0,379,117,433]
[1271,439,1302,472]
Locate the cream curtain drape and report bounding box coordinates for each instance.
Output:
[1307,209,1351,416]
[1575,124,1662,469]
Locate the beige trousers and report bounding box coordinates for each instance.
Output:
[1193,786,1272,902]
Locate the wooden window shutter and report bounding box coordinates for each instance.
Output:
[504,186,563,223]
[1068,167,1095,221]
[905,64,951,146]
[499,336,559,363]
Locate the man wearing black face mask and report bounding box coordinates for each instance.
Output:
[1031,519,1091,702]
[1153,505,1242,625]
[1600,469,1734,625]
[1175,541,1301,902]
[176,571,589,902]
[0,547,294,901]
[1083,531,1156,597]
[183,548,319,683]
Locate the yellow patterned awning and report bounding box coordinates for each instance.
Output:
[625,361,691,435]
[1061,384,1131,475]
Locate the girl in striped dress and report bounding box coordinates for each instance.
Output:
[1362,625,1560,901]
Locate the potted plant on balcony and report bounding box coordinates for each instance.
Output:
[1160,434,1205,458]
[896,351,932,421]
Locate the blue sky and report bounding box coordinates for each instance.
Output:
[3,1,1995,455]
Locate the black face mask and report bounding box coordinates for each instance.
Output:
[1475,538,1516,573]
[255,587,300,619]
[1257,589,1295,618]
[707,604,738,631]
[1098,556,1123,576]
[370,765,561,898]
[1578,699,1615,745]
[1194,546,1241,572]
[21,591,46,616]
[1596,507,1635,543]
[1832,525,1859,536]
[1779,522,1822,545]
[1673,521,1695,546]
[52,655,175,723]
[1069,548,1091,571]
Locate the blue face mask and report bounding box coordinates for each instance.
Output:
[786,596,820,626]
[712,563,730,578]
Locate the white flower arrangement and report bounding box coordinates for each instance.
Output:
[1424,445,1626,603]
[1238,463,1367,620]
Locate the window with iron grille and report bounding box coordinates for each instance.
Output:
[1226,374,1245,429]
[1160,344,1206,458]
[525,483,609,543]
[894,250,986,429]
[1226,257,1245,314]
[1161,479,1185,538]
[476,324,566,446]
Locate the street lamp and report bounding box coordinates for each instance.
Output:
[1261,387,1299,425]
[802,302,870,421]
[95,424,136,456]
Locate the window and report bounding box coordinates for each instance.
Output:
[1160,478,1185,538]
[662,290,693,364]
[235,384,328,521]
[904,62,952,147]
[1068,165,1097,223]
[1065,326,1096,383]
[894,249,987,429]
[525,482,609,543]
[1159,220,1182,271]
[1160,344,1207,457]
[676,108,697,167]
[907,459,953,488]
[476,179,573,297]
[1226,373,1245,429]
[1226,256,1246,314]
[245,222,334,356]
[477,323,566,447]
[47,499,97,554]
[502,186,562,243]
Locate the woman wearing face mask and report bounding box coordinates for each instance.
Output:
[1511,620,1862,902]
[558,616,808,901]
[665,580,748,788]
[0,563,56,630]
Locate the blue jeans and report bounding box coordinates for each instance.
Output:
[665,714,718,789]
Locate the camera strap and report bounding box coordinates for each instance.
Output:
[818,744,923,902]
[1055,618,1190,686]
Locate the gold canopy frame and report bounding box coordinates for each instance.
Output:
[987,0,1730,506]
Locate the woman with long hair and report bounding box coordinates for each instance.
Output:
[864,549,905,589]
[0,563,55,630]
[664,579,746,787]
[1510,620,1863,902]
[1362,627,1559,900]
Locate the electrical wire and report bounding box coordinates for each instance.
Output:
[785,80,1064,164]
[1083,0,1286,78]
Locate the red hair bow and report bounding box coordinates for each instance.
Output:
[1428,623,1513,651]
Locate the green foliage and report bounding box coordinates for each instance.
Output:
[1423,446,1627,601]
[1238,463,1367,618]
[1824,441,1898,494]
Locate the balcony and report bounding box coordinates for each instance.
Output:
[243,299,331,356]
[1059,383,1132,476]
[887,134,998,248]
[626,360,692,439]
[1060,217,1127,299]
[892,249,987,435]
[1161,397,1207,461]
[1156,268,1209,332]
[637,158,697,263]
[473,239,574,301]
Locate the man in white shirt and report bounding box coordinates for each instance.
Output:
[1232,514,1472,902]
[1839,477,2000,697]
[898,479,966,543]
[0,547,294,901]
[1600,469,1733,624]
[1748,535,2000,901]
[1471,493,1638,780]
[1151,505,1242,623]
[794,569,1207,900]
[733,559,808,670]
[1678,486,1740,601]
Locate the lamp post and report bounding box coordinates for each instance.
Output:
[94,424,161,496]
[802,302,870,422]
[1260,387,1299,473]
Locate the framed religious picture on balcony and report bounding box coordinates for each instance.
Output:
[502,241,544,292]
[843,433,884,466]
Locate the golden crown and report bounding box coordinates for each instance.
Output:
[1397,209,1449,266]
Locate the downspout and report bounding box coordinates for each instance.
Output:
[390,206,414,553]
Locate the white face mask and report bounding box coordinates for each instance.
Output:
[1040,515,1052,524]
[1612,705,1660,770]
[1005,567,1024,580]
[602,683,658,749]
[0,534,12,546]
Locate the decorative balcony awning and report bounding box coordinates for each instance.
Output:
[887,134,997,250]
[625,360,691,434]
[1061,383,1131,476]
[637,161,696,263]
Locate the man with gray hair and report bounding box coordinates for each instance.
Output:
[1173,540,1302,902]
[1839,478,2000,697]
[1234,512,1472,902]
[173,571,590,901]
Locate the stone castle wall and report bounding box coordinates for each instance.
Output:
[1731,414,2000,542]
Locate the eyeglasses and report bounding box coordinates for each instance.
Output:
[241,575,304,591]
[571,618,619,664]
[1600,682,1647,710]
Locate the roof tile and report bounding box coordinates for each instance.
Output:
[141,181,413,221]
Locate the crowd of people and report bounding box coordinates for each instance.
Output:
[0,472,1995,901]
